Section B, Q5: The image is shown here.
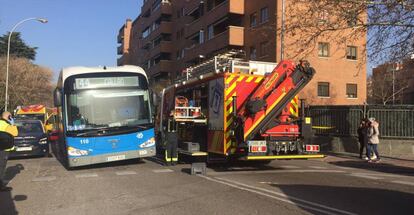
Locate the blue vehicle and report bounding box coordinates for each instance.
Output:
[52,65,156,167]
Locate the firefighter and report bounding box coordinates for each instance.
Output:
[0,111,18,192]
[164,111,178,166]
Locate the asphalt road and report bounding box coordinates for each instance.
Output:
[1,155,413,215]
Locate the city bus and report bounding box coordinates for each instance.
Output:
[51,65,156,167]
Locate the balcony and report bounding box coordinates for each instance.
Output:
[147,60,174,77]
[117,45,124,55]
[185,0,244,38]
[150,41,173,58]
[185,26,244,60]
[117,33,124,44]
[142,21,173,45]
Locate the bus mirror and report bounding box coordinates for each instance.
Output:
[54,88,62,107]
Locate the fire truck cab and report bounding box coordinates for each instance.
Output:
[157,51,323,163]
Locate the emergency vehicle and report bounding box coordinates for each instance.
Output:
[15,104,56,132]
[157,51,323,163]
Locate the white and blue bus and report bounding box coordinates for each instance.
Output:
[52,65,156,167]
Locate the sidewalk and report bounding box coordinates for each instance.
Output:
[323,152,414,172]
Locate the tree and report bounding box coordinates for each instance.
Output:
[278,0,414,64]
[0,57,54,110]
[0,32,37,60]
[369,63,409,104]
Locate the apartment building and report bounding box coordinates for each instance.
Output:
[117,0,367,105]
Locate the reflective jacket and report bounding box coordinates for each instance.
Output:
[0,119,18,151]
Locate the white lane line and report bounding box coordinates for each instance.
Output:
[391,180,414,186]
[279,165,300,169]
[200,175,356,215]
[75,173,98,178]
[31,176,56,182]
[208,169,345,176]
[349,173,383,180]
[309,166,328,169]
[152,169,174,173]
[116,171,137,176]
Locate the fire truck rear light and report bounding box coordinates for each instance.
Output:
[305,145,320,152]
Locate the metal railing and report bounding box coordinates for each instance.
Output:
[307,105,414,139]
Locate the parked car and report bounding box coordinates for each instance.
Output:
[9,119,49,158]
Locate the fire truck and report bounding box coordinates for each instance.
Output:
[157,51,323,163]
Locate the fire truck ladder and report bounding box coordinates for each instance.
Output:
[245,60,315,141]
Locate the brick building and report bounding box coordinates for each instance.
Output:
[117,0,367,105]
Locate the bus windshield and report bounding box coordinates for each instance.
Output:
[66,88,152,132]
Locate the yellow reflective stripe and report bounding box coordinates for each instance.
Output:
[165,151,171,161]
[312,126,335,129]
[225,83,237,96]
[255,77,264,83]
[5,146,15,151]
[172,158,178,162]
[237,76,245,82]
[225,75,235,84]
[246,76,254,83]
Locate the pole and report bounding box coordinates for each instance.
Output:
[392,67,395,105]
[280,0,286,61]
[4,18,47,112]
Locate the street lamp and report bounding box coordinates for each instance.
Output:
[4,18,48,112]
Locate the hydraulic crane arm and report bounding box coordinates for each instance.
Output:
[242,60,315,141]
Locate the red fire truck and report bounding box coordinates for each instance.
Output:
[157,51,323,163]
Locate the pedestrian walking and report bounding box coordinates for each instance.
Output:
[357,118,369,160]
[367,117,380,163]
[0,111,18,192]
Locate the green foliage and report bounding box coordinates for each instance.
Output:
[0,32,37,60]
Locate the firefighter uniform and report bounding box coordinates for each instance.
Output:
[0,117,18,191]
[164,117,178,165]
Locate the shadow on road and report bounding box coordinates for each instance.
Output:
[4,164,24,184]
[329,160,414,176]
[207,161,281,172]
[0,191,27,215]
[272,184,414,215]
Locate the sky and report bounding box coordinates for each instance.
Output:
[0,0,142,79]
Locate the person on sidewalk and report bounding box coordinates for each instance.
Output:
[357,118,369,160]
[367,117,380,163]
[0,111,18,192]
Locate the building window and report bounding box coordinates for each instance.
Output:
[199,30,204,44]
[318,42,330,57]
[346,46,357,60]
[260,42,268,57]
[260,7,269,23]
[317,82,330,97]
[250,13,257,27]
[318,10,329,24]
[250,47,257,60]
[207,24,214,40]
[347,12,357,27]
[346,84,357,98]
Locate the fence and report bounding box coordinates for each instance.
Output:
[307,105,414,139]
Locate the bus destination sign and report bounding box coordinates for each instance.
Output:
[75,77,139,89]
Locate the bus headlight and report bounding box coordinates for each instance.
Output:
[68,147,89,156]
[39,137,48,145]
[140,137,155,148]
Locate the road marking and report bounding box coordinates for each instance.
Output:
[200,175,356,215]
[152,169,174,173]
[279,165,300,169]
[75,173,98,178]
[391,180,414,186]
[335,166,355,170]
[32,176,56,182]
[208,169,345,176]
[309,166,328,169]
[116,171,137,176]
[349,173,383,180]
